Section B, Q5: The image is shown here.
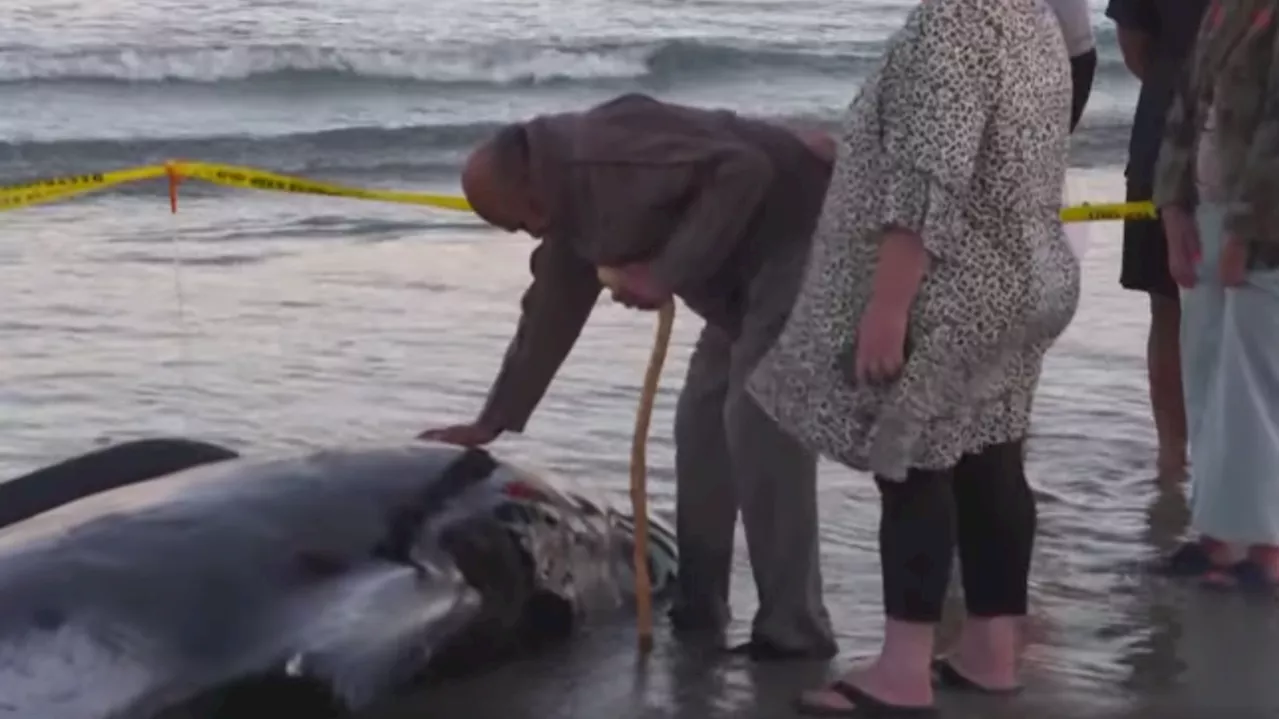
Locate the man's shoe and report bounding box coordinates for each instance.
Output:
[726,637,837,661]
[669,605,728,637]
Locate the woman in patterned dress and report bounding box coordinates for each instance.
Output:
[1153,0,1277,592]
[746,0,1078,714]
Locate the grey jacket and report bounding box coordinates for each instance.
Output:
[477,94,832,432]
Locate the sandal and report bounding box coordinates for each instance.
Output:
[794,680,938,717]
[1201,560,1279,596]
[726,638,836,661]
[931,658,1022,695]
[1153,541,1220,577]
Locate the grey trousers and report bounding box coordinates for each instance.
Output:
[672,265,834,653]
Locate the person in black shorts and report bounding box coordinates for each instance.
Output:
[1043,0,1098,132]
[1106,0,1209,476]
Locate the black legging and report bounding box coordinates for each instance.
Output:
[876,440,1036,623]
[869,48,1091,625]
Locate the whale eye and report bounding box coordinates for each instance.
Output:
[294,550,351,579]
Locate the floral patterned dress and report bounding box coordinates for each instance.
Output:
[747,0,1080,480]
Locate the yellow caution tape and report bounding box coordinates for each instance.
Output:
[168,161,473,212]
[0,165,168,211]
[1060,200,1156,223]
[1,161,1155,224]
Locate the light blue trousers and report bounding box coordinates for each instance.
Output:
[1182,203,1279,545]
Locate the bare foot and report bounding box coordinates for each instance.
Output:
[1200,536,1236,565]
[942,616,1021,691]
[1200,548,1278,594]
[1248,545,1278,578]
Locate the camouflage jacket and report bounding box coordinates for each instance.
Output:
[1153,0,1277,269]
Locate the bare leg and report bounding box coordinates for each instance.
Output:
[1149,293,1187,477]
[945,440,1034,691]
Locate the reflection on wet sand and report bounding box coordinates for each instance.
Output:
[371,471,1275,719]
[1119,475,1191,694]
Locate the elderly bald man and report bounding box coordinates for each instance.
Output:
[422,93,837,660]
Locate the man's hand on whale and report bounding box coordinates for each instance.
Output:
[419,422,501,447]
[419,261,662,445]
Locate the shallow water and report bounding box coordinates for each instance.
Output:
[1,169,1275,718]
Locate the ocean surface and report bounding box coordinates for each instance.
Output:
[0,1,1276,718]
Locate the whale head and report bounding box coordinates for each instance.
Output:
[0,442,679,719]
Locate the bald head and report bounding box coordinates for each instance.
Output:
[462,125,548,238]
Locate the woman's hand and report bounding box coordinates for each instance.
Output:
[1161,205,1200,289]
[1218,234,1248,287]
[854,296,911,384]
[852,227,927,384]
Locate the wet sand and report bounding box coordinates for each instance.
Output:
[0,170,1276,717]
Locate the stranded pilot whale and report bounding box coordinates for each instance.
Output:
[0,439,678,719]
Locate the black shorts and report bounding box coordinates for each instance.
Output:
[1119,182,1179,299]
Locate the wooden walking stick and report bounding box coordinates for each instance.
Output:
[597,267,675,654]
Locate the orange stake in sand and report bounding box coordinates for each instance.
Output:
[165,161,182,213]
[596,267,675,654]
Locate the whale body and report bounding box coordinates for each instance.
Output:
[0,440,677,719]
